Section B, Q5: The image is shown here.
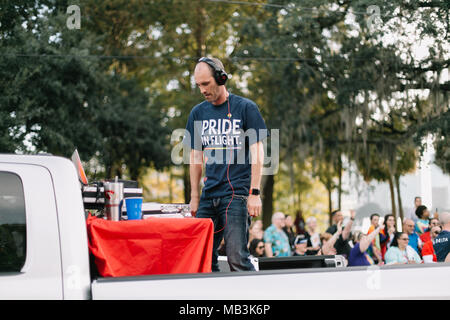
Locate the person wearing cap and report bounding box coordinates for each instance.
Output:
[293,234,309,256]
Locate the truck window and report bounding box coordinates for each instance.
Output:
[0,172,26,272]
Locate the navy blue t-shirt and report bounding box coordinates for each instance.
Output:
[433,230,450,262]
[184,94,268,199]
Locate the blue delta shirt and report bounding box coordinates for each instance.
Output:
[184,94,268,199]
[433,230,450,262]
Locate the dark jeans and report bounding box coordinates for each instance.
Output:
[196,194,255,272]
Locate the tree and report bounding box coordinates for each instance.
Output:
[97,75,171,181]
[0,5,171,183]
[0,10,105,156]
[235,0,449,224]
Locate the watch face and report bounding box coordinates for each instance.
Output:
[251,189,260,195]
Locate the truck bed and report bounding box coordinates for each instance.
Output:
[91,261,450,300]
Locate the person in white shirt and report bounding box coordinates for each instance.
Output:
[406,196,421,222]
[384,232,422,265]
[305,216,321,254]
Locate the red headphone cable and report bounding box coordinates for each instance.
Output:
[214,93,234,234]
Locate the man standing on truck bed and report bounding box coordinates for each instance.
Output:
[184,57,268,272]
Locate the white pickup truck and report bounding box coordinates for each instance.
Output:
[1,153,450,300]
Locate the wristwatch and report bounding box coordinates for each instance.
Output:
[250,188,260,196]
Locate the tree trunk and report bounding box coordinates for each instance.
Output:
[328,186,333,226]
[395,174,404,223]
[262,174,274,230]
[288,154,296,211]
[387,174,397,218]
[193,2,207,58]
[183,164,191,204]
[169,167,173,203]
[337,156,342,209]
[298,191,302,211]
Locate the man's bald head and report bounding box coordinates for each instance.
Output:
[272,212,286,229]
[195,57,225,75]
[194,57,227,105]
[439,212,450,226]
[403,218,415,234]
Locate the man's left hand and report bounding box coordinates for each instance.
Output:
[247,195,262,217]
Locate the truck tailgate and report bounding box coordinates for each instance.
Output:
[91,263,450,299]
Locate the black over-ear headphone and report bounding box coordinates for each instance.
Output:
[198,57,228,86]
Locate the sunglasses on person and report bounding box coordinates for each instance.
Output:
[257,245,265,249]
[432,231,440,236]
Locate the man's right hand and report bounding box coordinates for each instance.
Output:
[190,195,200,217]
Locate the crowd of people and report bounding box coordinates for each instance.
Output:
[246,196,450,267]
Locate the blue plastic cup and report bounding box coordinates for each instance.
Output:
[125,197,143,220]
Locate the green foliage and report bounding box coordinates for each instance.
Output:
[232,0,448,218]
[435,134,450,174]
[1,0,448,212]
[0,5,170,182]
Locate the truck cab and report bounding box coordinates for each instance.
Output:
[0,154,90,299]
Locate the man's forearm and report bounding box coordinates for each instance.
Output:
[190,150,203,198]
[445,252,450,263]
[342,219,353,240]
[265,243,273,257]
[360,227,380,252]
[190,164,202,197]
[323,232,339,252]
[250,141,264,190]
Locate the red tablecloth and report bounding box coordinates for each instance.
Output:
[86,214,214,277]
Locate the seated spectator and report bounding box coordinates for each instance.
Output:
[422,226,441,263]
[420,217,440,243]
[433,212,450,263]
[264,212,291,257]
[367,213,384,264]
[348,224,383,266]
[325,209,355,258]
[403,219,422,254]
[415,205,430,235]
[304,216,321,255]
[292,234,308,256]
[249,239,265,258]
[380,214,397,260]
[384,232,422,265]
[248,220,263,245]
[282,214,296,250]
